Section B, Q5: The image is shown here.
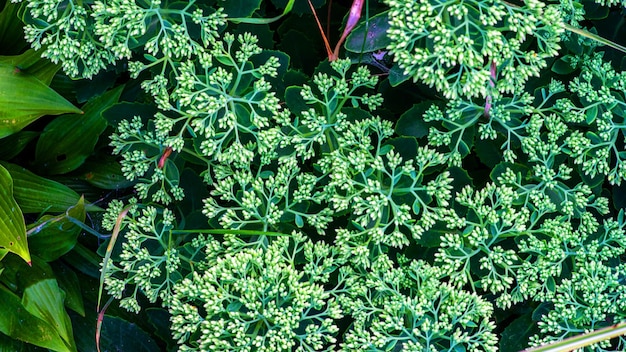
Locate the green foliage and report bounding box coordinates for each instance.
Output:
[384,0,563,99]
[3,0,626,351]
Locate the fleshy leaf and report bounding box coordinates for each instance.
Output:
[345,11,391,53]
[0,64,81,139]
[0,164,30,264]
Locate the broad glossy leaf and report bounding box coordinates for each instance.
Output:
[345,11,391,53]
[0,1,28,55]
[28,197,86,262]
[277,30,322,74]
[22,279,76,352]
[219,0,261,18]
[63,243,102,279]
[475,137,505,168]
[0,131,39,160]
[395,102,435,139]
[73,314,160,352]
[35,86,123,175]
[613,182,626,210]
[0,162,95,213]
[551,55,577,75]
[50,262,85,317]
[0,49,61,85]
[79,158,134,190]
[0,285,68,352]
[0,331,48,351]
[388,64,410,87]
[0,65,81,139]
[0,164,30,264]
[499,313,536,352]
[146,308,176,350]
[284,86,309,114]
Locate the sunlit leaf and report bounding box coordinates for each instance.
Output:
[0,285,68,352]
[23,279,76,352]
[0,162,99,213]
[0,164,29,264]
[0,65,81,139]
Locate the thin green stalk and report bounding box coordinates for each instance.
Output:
[523,322,626,352]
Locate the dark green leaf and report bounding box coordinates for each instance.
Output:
[277,29,322,75]
[0,285,68,352]
[78,158,135,190]
[98,315,161,352]
[551,55,577,75]
[0,1,28,55]
[475,138,504,169]
[499,313,536,352]
[145,308,176,350]
[74,70,118,103]
[284,86,309,114]
[62,243,102,279]
[585,105,598,124]
[50,262,85,317]
[0,131,38,160]
[385,137,417,160]
[102,102,158,126]
[532,302,552,322]
[0,164,29,264]
[34,86,123,175]
[388,64,410,87]
[219,0,261,18]
[395,102,436,139]
[0,162,93,213]
[345,11,391,53]
[613,182,626,210]
[28,197,86,262]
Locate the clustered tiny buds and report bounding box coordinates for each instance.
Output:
[15,0,620,349]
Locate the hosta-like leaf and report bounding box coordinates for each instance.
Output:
[0,49,61,85]
[28,197,86,262]
[22,279,76,352]
[0,284,68,352]
[35,86,123,175]
[0,65,81,139]
[0,164,29,264]
[0,162,99,213]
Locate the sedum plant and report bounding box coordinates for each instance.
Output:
[384,0,563,99]
[4,0,626,350]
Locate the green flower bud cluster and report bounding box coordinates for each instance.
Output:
[384,0,563,99]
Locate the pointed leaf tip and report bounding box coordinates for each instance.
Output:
[0,164,30,264]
